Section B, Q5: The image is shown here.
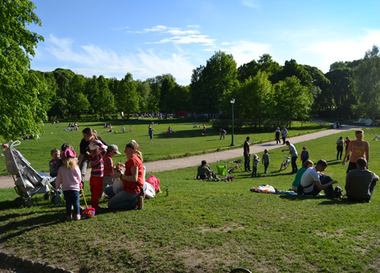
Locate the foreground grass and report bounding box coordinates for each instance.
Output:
[0,129,379,272]
[0,120,328,176]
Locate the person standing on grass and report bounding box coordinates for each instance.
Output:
[148,124,153,142]
[343,130,369,173]
[55,147,81,221]
[345,157,378,202]
[262,149,270,174]
[243,136,251,172]
[285,140,298,174]
[49,148,61,178]
[78,128,107,181]
[281,127,288,144]
[300,146,309,165]
[109,140,145,210]
[88,142,106,213]
[251,154,259,177]
[336,136,344,160]
[275,127,281,144]
[344,136,350,159]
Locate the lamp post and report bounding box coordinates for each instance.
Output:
[230,98,235,146]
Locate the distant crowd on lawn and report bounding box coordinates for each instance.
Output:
[196,128,377,203]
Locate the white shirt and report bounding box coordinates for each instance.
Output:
[300,167,320,193]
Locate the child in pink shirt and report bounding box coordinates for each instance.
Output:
[55,147,81,220]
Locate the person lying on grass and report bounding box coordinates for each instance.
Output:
[298,159,339,197]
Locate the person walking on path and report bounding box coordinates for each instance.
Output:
[275,127,281,144]
[336,136,344,160]
[284,140,298,174]
[343,130,369,173]
[243,136,251,172]
[281,128,288,144]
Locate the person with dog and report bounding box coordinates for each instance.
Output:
[345,157,378,202]
[343,130,369,173]
[284,141,298,174]
[299,159,338,197]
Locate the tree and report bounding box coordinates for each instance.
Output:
[190,51,239,114]
[0,0,44,139]
[273,77,313,126]
[234,71,273,126]
[353,45,380,119]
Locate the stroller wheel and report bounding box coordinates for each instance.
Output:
[23,198,33,207]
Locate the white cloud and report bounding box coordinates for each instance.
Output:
[139,25,215,46]
[241,0,261,8]
[301,30,380,71]
[220,40,271,65]
[35,35,195,84]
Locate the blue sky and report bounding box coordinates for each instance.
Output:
[30,0,380,84]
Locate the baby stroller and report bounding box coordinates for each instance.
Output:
[3,140,59,207]
[279,155,291,171]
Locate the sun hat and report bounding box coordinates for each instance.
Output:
[107,144,121,154]
[64,147,77,158]
[88,142,100,151]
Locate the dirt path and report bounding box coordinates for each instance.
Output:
[0,126,359,189]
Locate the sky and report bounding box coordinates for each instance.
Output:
[30,0,380,85]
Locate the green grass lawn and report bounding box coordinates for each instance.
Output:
[0,119,328,176]
[0,128,379,272]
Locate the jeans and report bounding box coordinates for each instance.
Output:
[80,159,89,181]
[63,190,80,217]
[108,191,138,210]
[244,155,251,171]
[291,156,298,174]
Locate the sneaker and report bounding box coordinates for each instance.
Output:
[75,214,81,221]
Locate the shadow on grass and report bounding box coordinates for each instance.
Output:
[318,198,361,205]
[0,211,63,243]
[156,129,219,139]
[279,194,328,201]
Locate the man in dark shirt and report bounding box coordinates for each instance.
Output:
[345,157,378,202]
[243,137,251,172]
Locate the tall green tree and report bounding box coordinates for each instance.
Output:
[353,45,380,119]
[234,71,273,126]
[273,77,313,126]
[190,51,239,114]
[0,0,44,139]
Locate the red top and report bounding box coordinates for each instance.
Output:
[122,154,144,194]
[103,153,114,177]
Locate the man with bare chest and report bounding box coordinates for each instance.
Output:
[343,130,369,173]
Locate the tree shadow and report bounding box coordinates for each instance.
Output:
[0,211,63,243]
[156,128,219,138]
[279,194,328,201]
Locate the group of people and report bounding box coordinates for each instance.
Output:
[275,127,288,145]
[49,127,154,220]
[292,130,377,202]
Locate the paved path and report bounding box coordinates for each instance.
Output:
[0,126,359,189]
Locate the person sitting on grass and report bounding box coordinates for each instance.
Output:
[196,160,218,180]
[299,159,338,197]
[345,157,378,202]
[291,159,313,192]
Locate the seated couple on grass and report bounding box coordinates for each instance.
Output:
[292,159,342,198]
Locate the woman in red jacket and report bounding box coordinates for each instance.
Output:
[108,140,144,210]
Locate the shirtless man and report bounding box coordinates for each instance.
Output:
[343,130,369,173]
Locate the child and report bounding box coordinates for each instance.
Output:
[103,144,121,198]
[88,141,106,212]
[49,148,61,178]
[262,149,270,174]
[251,154,259,177]
[55,147,81,220]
